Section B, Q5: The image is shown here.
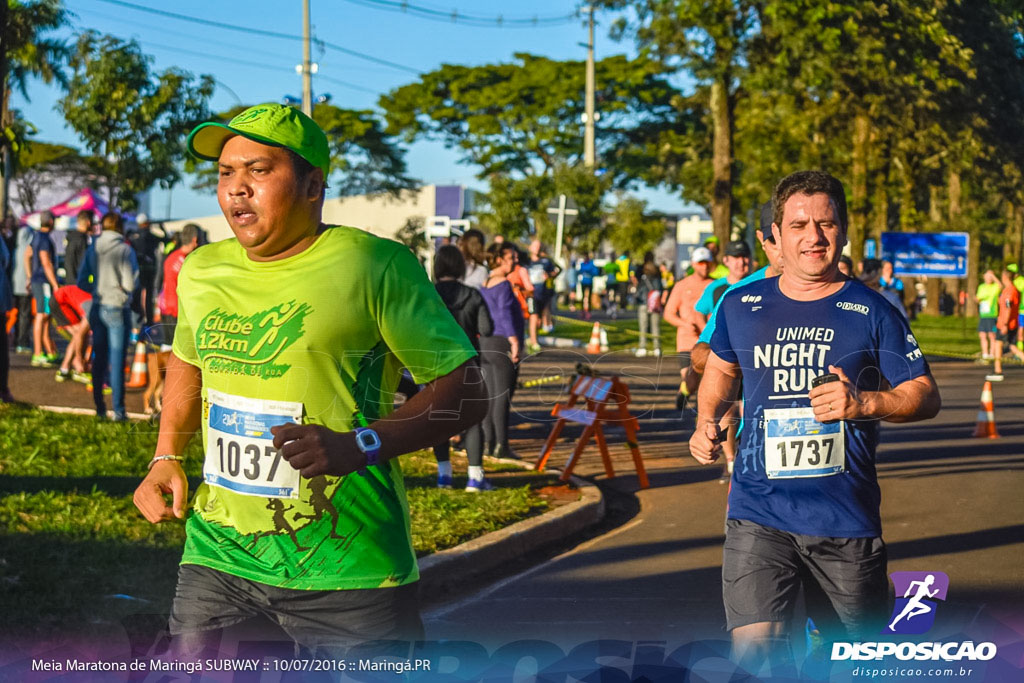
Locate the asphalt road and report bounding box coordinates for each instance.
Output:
[425,351,1024,662]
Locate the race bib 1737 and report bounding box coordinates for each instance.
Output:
[763,407,845,479]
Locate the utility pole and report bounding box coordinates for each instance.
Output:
[583,4,595,168]
[301,0,313,116]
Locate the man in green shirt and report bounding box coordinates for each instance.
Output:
[133,103,486,654]
[975,269,1001,361]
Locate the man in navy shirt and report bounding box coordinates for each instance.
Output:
[690,171,941,674]
[23,211,61,366]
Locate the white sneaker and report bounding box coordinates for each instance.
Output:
[635,348,648,358]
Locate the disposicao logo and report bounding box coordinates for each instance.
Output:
[831,570,998,662]
[884,570,949,635]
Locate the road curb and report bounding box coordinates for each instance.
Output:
[417,473,605,593]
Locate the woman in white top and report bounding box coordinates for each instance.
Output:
[459,228,489,289]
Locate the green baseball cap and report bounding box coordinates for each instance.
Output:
[187,103,330,178]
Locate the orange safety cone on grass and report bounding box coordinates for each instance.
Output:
[586,322,602,354]
[972,380,1000,439]
[127,342,149,388]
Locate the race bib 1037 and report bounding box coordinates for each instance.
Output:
[204,389,303,498]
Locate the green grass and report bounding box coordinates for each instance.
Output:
[0,404,556,637]
[908,314,987,358]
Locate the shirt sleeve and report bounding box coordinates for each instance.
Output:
[876,301,929,388]
[695,280,721,316]
[377,245,477,385]
[708,295,737,363]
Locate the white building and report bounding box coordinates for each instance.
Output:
[163,184,473,243]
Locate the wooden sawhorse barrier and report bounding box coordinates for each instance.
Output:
[535,373,649,489]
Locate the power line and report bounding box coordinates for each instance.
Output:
[340,0,578,28]
[73,11,386,98]
[91,0,422,74]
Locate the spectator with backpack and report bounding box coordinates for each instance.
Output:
[634,251,666,357]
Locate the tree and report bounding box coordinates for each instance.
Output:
[57,31,213,210]
[11,138,92,214]
[1,0,71,214]
[606,194,667,256]
[382,53,671,245]
[188,102,416,197]
[597,0,759,246]
[749,0,973,263]
[381,53,676,187]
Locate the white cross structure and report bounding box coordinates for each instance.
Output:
[547,194,579,267]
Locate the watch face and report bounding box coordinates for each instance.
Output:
[357,429,381,452]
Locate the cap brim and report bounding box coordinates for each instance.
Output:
[187,122,287,162]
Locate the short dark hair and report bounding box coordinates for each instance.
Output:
[434,244,466,280]
[180,223,201,244]
[285,148,328,198]
[101,212,123,233]
[772,170,848,231]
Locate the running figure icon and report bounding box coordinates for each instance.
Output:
[888,574,940,631]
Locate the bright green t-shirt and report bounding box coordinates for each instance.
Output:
[976,282,1001,319]
[172,226,476,590]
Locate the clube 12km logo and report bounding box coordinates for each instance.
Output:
[832,571,998,662]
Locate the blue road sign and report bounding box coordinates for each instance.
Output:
[880,232,969,277]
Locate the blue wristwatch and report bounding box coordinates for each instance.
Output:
[354,427,382,473]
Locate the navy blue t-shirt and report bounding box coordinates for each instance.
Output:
[709,277,929,538]
[29,230,56,284]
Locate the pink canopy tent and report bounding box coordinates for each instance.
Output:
[21,188,111,225]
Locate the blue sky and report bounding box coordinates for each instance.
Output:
[13,0,685,219]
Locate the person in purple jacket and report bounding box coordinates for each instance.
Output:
[480,242,525,460]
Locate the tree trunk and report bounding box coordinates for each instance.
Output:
[870,170,888,249]
[849,111,870,265]
[928,185,942,226]
[709,77,732,245]
[1014,203,1024,269]
[898,163,915,232]
[1005,200,1022,267]
[950,168,976,317]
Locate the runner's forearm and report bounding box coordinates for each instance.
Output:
[696,351,742,427]
[860,375,941,423]
[156,353,203,456]
[369,358,488,461]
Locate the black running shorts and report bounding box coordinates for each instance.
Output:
[722,518,888,640]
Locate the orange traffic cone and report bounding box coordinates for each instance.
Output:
[127,342,149,388]
[972,380,1000,438]
[586,322,602,354]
